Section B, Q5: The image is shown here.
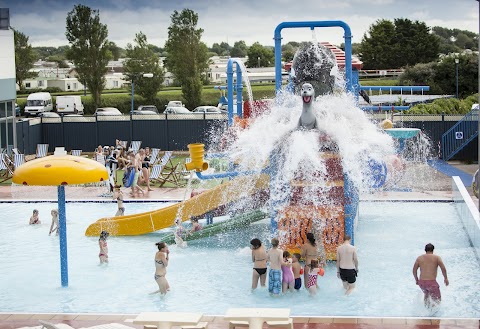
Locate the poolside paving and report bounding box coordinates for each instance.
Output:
[0,162,479,328]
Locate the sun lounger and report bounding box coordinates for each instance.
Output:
[71,149,82,156]
[36,143,49,158]
[229,319,293,329]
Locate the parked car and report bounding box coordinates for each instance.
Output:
[38,112,61,118]
[56,95,84,115]
[24,92,53,116]
[192,106,223,114]
[164,106,191,114]
[132,105,159,115]
[165,100,184,108]
[94,107,122,116]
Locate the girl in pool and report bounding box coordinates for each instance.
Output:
[29,209,41,225]
[98,231,109,264]
[250,238,267,290]
[281,250,295,293]
[306,259,320,295]
[189,217,202,234]
[48,209,59,236]
[154,242,170,294]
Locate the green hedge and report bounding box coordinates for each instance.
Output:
[406,94,478,115]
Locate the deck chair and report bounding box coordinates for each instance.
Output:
[149,147,160,166]
[95,152,106,165]
[6,144,13,156]
[150,152,183,187]
[71,149,82,156]
[14,153,25,169]
[128,140,142,154]
[12,147,20,155]
[36,143,49,158]
[0,152,14,183]
[38,320,76,329]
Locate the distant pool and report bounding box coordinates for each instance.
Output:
[0,201,478,318]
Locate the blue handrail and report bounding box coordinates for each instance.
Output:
[441,107,478,161]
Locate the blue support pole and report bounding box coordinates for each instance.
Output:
[57,185,68,287]
[274,20,353,93]
[236,63,243,118]
[227,60,234,126]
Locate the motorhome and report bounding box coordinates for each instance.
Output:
[24,92,53,116]
[56,95,84,115]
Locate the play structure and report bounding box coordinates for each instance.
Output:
[85,20,416,261]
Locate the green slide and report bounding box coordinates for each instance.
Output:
[158,209,267,245]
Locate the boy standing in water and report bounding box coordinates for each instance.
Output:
[29,209,41,225]
[292,253,303,290]
[267,238,283,295]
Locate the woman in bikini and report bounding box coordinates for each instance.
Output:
[154,242,170,294]
[99,231,109,264]
[250,238,267,290]
[301,232,318,289]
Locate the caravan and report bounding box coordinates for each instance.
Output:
[24,92,53,116]
[56,95,84,115]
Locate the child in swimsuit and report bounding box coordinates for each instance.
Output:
[99,231,109,264]
[306,259,320,295]
[281,251,295,293]
[29,209,41,225]
[113,186,125,216]
[189,217,202,234]
[49,209,59,236]
[174,218,187,248]
[292,253,303,290]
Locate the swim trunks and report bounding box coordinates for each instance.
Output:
[268,269,282,294]
[418,280,441,300]
[340,268,357,283]
[254,268,267,275]
[294,278,302,290]
[307,273,318,288]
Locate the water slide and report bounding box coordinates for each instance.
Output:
[85,174,269,236]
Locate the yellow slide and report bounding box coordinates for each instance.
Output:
[85,174,269,236]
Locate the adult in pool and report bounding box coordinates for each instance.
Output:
[413,243,449,308]
[153,242,170,295]
[250,238,267,290]
[301,232,318,288]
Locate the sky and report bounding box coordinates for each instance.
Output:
[1,0,479,49]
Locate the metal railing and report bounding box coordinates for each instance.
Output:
[441,107,478,161]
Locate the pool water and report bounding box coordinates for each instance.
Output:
[0,201,478,318]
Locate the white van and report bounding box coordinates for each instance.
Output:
[24,92,53,116]
[56,95,84,115]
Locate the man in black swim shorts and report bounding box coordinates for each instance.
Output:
[336,235,358,295]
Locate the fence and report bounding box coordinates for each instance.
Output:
[1,113,478,161]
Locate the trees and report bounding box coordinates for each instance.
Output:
[13,29,38,89]
[65,4,111,109]
[123,32,165,104]
[164,9,209,110]
[230,40,248,57]
[246,42,274,68]
[359,19,439,69]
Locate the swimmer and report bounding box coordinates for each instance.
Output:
[336,235,358,295]
[174,218,187,248]
[292,253,303,290]
[306,259,320,295]
[98,231,109,264]
[29,209,41,225]
[113,185,125,216]
[152,242,170,295]
[413,243,449,308]
[189,217,202,234]
[281,251,295,293]
[267,238,283,296]
[48,209,59,236]
[250,238,267,289]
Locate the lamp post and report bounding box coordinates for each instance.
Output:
[257,56,261,68]
[131,73,153,113]
[455,58,459,98]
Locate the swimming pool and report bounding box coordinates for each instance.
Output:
[0,201,478,318]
